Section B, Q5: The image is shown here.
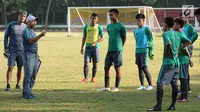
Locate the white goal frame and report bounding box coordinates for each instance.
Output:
[67,6,162,36]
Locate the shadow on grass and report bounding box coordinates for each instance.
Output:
[0,84,200,112]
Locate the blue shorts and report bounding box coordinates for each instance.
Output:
[179,64,189,79]
[105,51,123,68]
[135,52,148,68]
[157,64,179,85]
[84,46,100,63]
[8,50,23,67]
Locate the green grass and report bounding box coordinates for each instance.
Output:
[0,32,200,112]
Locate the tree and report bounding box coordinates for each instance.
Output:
[141,0,158,6]
[1,0,29,25]
[44,0,53,28]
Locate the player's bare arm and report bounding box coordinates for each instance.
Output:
[80,36,86,55]
[91,36,104,47]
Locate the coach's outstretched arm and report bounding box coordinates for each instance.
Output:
[24,29,46,45]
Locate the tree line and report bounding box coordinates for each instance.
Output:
[0,0,199,27]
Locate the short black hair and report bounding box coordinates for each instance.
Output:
[136,13,145,19]
[174,18,184,28]
[194,8,200,16]
[18,10,27,16]
[164,17,174,28]
[90,13,99,18]
[109,9,119,15]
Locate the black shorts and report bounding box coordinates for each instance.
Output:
[84,46,100,63]
[179,64,189,79]
[135,52,148,68]
[105,51,123,68]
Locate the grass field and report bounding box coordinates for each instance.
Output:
[0,32,200,112]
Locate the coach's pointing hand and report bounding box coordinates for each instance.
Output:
[40,30,47,37]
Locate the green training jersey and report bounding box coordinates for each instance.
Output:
[162,30,190,66]
[178,32,190,65]
[107,22,126,51]
[183,24,198,44]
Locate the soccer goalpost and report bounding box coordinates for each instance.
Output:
[67,6,162,36]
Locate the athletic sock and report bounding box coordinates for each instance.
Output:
[6,84,10,88]
[84,64,89,79]
[187,74,191,91]
[143,66,152,86]
[171,83,178,107]
[156,84,163,109]
[115,76,121,88]
[105,76,110,88]
[92,63,97,78]
[138,67,144,86]
[180,78,188,99]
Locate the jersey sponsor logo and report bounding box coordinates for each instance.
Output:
[88,29,94,32]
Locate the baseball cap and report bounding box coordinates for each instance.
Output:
[26,14,38,23]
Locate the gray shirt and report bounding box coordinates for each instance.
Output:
[4,21,27,52]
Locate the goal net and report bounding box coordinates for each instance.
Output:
[67,6,162,36]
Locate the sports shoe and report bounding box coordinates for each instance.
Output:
[176,96,182,101]
[16,84,21,89]
[99,87,111,91]
[147,106,162,111]
[176,98,189,102]
[146,86,153,90]
[80,79,87,83]
[111,87,119,92]
[188,90,192,94]
[167,105,176,110]
[5,84,11,92]
[136,85,146,90]
[197,95,200,99]
[91,78,96,83]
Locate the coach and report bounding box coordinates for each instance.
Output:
[22,14,46,99]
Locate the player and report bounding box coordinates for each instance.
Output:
[4,10,27,91]
[134,13,154,91]
[148,17,191,111]
[181,13,199,93]
[174,18,191,102]
[194,8,200,99]
[80,13,104,83]
[99,9,126,92]
[22,14,46,99]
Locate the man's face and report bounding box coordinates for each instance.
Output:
[136,18,144,27]
[182,16,187,23]
[90,16,98,24]
[173,23,180,31]
[18,14,27,23]
[196,15,200,23]
[109,12,117,21]
[28,20,37,28]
